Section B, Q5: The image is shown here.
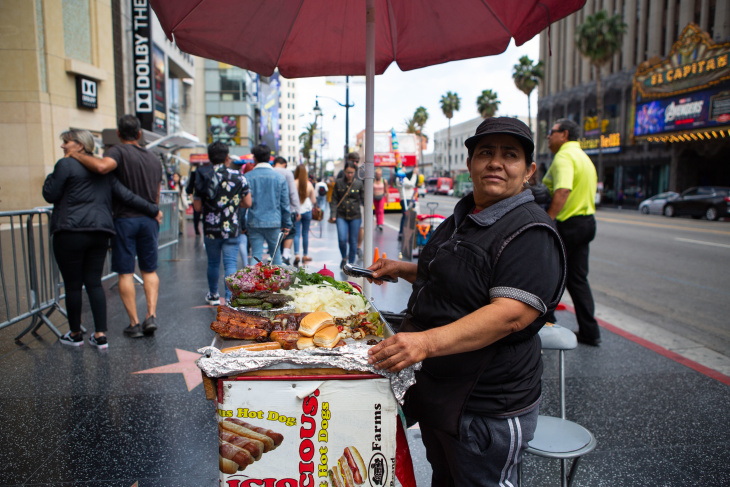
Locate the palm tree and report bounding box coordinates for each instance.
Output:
[512,55,544,134]
[299,122,316,166]
[476,89,500,119]
[440,92,460,177]
[575,10,627,182]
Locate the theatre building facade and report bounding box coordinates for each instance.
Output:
[537,0,730,207]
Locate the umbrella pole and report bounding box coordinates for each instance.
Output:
[363,0,375,298]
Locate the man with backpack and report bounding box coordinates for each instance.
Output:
[193,142,251,305]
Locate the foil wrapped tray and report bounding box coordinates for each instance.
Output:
[225,301,295,319]
[197,303,417,403]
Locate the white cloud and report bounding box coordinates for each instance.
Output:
[295,37,540,160]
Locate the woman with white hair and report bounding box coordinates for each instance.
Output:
[43,129,160,350]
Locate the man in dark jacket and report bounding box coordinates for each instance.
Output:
[69,115,164,339]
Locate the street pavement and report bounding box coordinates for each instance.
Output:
[0,206,728,486]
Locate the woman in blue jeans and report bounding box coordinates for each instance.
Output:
[293,165,317,266]
[329,162,364,269]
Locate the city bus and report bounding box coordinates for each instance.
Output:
[371,132,420,211]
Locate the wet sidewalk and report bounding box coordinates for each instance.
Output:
[1,215,728,486]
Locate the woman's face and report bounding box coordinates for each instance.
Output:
[172,173,181,183]
[61,139,83,157]
[467,134,535,208]
[375,168,382,179]
[345,167,356,182]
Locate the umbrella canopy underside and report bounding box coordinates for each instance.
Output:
[151,0,586,78]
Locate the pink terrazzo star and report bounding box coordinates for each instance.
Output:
[133,348,203,391]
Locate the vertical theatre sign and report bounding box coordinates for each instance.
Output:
[132,0,153,131]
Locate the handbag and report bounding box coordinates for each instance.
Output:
[312,205,324,221]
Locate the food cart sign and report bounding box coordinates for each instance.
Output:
[217,377,397,487]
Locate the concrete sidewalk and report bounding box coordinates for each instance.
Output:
[0,216,728,486]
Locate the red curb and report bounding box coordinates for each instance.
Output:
[561,304,730,386]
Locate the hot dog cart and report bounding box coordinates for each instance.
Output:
[198,310,416,487]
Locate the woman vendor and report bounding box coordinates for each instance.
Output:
[367,117,566,486]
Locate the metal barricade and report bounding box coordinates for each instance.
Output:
[2,192,179,344]
[0,208,67,341]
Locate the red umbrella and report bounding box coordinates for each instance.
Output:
[150,0,584,277]
[151,0,583,78]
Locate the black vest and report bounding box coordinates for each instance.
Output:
[402,191,566,437]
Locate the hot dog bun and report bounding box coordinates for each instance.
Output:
[313,325,340,348]
[329,467,345,487]
[298,311,334,337]
[219,455,239,474]
[297,336,315,350]
[221,342,282,353]
[344,446,367,484]
[339,456,356,487]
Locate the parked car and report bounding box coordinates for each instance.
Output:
[638,191,678,214]
[426,177,439,194]
[663,186,730,220]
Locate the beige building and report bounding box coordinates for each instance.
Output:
[1,0,117,210]
[537,0,730,206]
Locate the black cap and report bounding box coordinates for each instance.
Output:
[464,117,534,162]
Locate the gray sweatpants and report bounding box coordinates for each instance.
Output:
[420,403,539,487]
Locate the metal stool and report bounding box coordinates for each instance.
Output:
[520,324,597,487]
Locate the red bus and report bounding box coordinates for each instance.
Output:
[371,132,419,210]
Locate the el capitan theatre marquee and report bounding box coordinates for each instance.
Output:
[633,24,730,143]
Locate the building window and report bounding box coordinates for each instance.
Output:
[63,0,92,63]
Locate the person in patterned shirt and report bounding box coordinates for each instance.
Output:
[193,142,252,305]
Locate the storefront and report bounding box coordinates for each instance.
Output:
[633,24,730,193]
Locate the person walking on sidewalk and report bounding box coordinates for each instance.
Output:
[329,162,364,269]
[315,178,328,214]
[193,142,251,305]
[544,118,601,346]
[185,165,202,235]
[272,156,300,265]
[336,152,365,259]
[69,115,163,339]
[373,167,389,231]
[292,164,317,266]
[245,145,291,265]
[45,130,161,349]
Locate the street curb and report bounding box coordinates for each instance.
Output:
[561,302,730,386]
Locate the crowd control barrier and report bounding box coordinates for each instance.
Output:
[0,208,67,342]
[2,192,179,344]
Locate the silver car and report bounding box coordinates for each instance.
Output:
[638,192,678,214]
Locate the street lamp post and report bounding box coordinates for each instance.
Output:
[316,81,355,162]
[312,100,323,178]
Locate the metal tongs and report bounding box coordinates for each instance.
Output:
[269,231,286,265]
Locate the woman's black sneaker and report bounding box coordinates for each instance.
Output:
[59,331,83,347]
[89,334,109,350]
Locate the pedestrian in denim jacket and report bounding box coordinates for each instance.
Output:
[244,145,291,264]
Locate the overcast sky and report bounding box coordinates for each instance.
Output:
[295,37,540,160]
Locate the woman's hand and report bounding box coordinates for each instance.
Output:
[368,258,418,284]
[328,217,336,224]
[367,332,430,373]
[366,258,398,285]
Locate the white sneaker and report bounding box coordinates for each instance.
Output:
[206,293,221,305]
